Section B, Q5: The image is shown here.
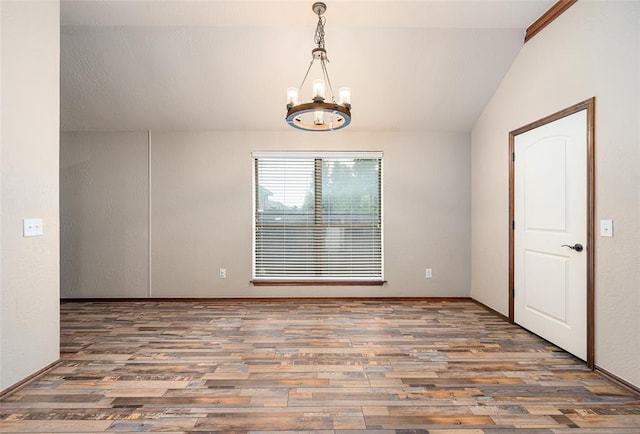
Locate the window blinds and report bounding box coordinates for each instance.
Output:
[253,152,383,282]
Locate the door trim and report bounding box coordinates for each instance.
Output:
[508,97,595,369]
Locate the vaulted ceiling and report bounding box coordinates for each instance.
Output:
[60,0,554,132]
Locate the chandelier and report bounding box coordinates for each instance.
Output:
[286,2,351,132]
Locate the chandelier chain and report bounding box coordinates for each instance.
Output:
[298,13,336,100]
[315,15,326,49]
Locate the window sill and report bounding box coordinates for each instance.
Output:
[251,280,386,287]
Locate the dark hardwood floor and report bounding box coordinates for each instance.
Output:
[1,299,639,433]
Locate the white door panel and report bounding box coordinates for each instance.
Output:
[524,250,568,324]
[523,137,567,231]
[514,110,587,360]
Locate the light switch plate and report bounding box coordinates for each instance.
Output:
[23,218,43,237]
[600,219,613,237]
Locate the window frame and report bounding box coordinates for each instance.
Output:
[251,151,384,286]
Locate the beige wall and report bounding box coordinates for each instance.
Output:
[60,130,471,298]
[471,2,640,387]
[60,132,149,298]
[0,1,60,391]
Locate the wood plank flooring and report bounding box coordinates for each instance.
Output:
[1,299,639,433]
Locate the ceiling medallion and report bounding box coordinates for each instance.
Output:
[286,2,351,132]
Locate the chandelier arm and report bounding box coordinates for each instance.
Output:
[320,60,336,102]
[298,58,316,92]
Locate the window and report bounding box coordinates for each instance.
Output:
[253,151,383,284]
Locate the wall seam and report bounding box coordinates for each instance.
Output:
[148,130,152,298]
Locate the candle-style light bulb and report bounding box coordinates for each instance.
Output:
[313,79,325,101]
[339,87,351,106]
[314,111,324,125]
[287,87,299,106]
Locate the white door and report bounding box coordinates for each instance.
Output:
[514,110,587,360]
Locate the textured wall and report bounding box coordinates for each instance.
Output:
[1,1,60,391]
[150,131,471,298]
[471,2,640,387]
[60,132,149,298]
[60,130,471,299]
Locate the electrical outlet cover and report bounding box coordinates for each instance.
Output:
[23,218,43,237]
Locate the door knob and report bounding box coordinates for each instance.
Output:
[562,243,584,252]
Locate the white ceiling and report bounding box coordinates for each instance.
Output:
[60,0,554,132]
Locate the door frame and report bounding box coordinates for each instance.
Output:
[508,97,595,369]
